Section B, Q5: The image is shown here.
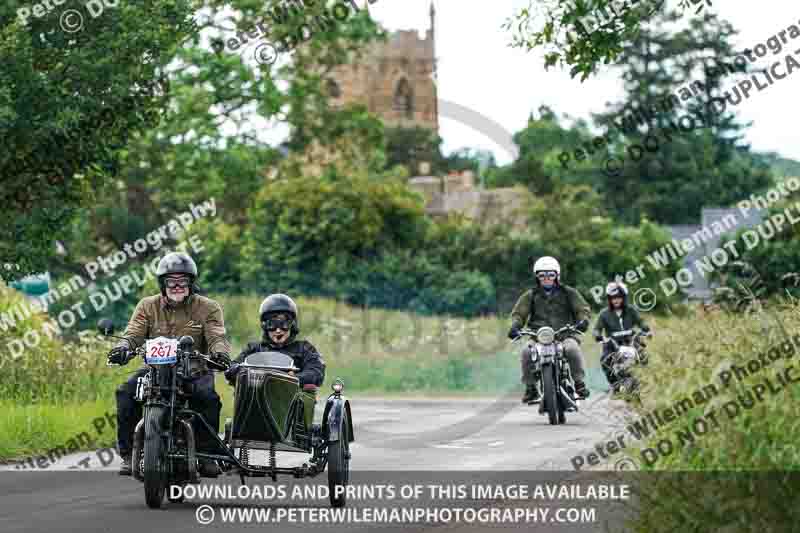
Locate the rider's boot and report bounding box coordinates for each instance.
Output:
[119,454,132,476]
[575,380,590,399]
[198,459,221,478]
[522,384,541,404]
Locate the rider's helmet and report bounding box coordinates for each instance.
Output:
[605,281,628,309]
[259,293,299,342]
[156,252,198,296]
[533,256,561,286]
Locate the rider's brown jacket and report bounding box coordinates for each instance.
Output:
[118,294,231,375]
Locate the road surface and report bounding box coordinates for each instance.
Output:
[0,395,635,533]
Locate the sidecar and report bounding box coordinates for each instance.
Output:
[211,351,354,507]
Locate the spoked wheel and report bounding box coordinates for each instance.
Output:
[542,366,561,426]
[327,411,351,508]
[143,406,168,509]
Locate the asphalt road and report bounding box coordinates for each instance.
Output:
[0,396,635,533]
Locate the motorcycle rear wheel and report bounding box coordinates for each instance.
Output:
[143,406,168,509]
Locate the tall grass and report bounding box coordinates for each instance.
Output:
[622,301,800,531]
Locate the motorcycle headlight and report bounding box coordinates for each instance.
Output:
[537,327,555,345]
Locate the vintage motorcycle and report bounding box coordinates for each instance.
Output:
[513,324,582,425]
[100,320,353,509]
[600,328,650,395]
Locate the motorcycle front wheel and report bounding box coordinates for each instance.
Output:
[143,406,168,509]
[542,365,561,425]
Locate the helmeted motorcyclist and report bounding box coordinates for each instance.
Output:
[107,252,231,477]
[224,294,325,388]
[593,281,651,389]
[508,256,591,404]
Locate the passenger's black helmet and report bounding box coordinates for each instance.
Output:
[259,294,299,340]
[156,252,197,296]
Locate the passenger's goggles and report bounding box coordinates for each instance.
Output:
[264,317,294,331]
[164,277,191,289]
[536,271,558,280]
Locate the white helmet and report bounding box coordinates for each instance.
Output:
[606,281,629,298]
[533,256,561,279]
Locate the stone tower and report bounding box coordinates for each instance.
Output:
[327,2,439,132]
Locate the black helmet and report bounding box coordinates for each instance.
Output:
[259,294,299,342]
[605,281,628,308]
[156,252,197,296]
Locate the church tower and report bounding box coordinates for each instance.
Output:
[327,2,439,132]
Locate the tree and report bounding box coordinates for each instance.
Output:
[383,125,445,175]
[0,0,197,282]
[486,106,592,193]
[37,0,386,287]
[504,0,712,80]
[590,9,771,225]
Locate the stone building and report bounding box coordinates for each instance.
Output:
[326,3,439,131]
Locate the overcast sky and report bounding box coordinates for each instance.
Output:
[365,0,799,166]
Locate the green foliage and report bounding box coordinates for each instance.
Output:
[624,302,800,530]
[0,0,197,281]
[504,0,705,81]
[588,11,771,224]
[525,185,680,309]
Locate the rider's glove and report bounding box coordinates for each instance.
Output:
[108,346,132,366]
[212,352,232,368]
[507,326,521,340]
[575,319,589,333]
[224,363,241,384]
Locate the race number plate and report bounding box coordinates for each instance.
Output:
[145,337,179,365]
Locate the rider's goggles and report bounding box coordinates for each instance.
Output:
[164,277,191,289]
[536,271,557,280]
[265,317,294,332]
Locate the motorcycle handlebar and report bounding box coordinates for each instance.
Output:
[513,324,581,342]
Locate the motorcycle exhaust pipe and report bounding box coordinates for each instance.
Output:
[132,419,145,481]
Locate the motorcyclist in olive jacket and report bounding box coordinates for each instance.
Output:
[508,256,591,404]
[224,294,326,388]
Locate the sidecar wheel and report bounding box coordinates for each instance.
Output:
[327,413,351,508]
[143,406,168,509]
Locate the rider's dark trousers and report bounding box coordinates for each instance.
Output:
[521,338,586,385]
[115,368,221,456]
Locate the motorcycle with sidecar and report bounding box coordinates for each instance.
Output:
[99,320,353,509]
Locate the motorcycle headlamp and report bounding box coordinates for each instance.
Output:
[537,327,555,345]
